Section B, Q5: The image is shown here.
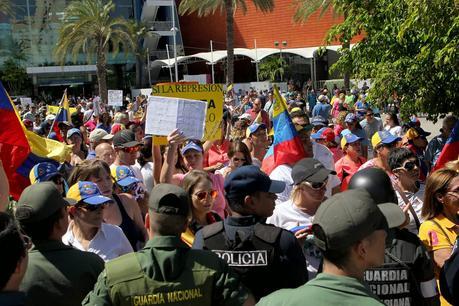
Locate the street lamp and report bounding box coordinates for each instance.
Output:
[171,0,178,82]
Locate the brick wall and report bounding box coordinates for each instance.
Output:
[178,0,361,53]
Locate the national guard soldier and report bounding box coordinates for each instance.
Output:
[15,182,105,306]
[349,168,440,306]
[257,189,406,306]
[83,183,254,306]
[193,165,308,301]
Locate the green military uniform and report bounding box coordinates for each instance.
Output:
[83,236,249,306]
[257,273,385,306]
[20,240,104,306]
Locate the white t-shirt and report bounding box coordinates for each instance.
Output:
[396,183,425,235]
[385,125,403,137]
[62,222,133,262]
[266,199,321,279]
[132,161,154,193]
[269,164,293,204]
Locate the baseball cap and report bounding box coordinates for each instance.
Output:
[340,133,363,149]
[111,165,140,187]
[149,184,190,216]
[113,130,141,148]
[345,113,358,123]
[246,123,266,137]
[311,116,328,127]
[371,131,401,149]
[224,165,285,200]
[29,162,61,184]
[290,108,306,118]
[291,158,336,185]
[405,127,431,140]
[318,95,327,102]
[15,182,75,223]
[89,128,114,143]
[67,181,112,205]
[311,127,335,142]
[45,114,56,121]
[312,189,406,251]
[67,128,82,139]
[181,141,203,155]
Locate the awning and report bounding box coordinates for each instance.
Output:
[153,45,353,67]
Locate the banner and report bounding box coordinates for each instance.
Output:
[108,90,123,106]
[151,83,223,145]
[47,105,77,115]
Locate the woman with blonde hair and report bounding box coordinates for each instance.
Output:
[181,170,222,245]
[68,159,147,250]
[419,168,459,305]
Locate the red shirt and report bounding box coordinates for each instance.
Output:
[203,139,230,167]
[335,155,367,191]
[245,109,271,130]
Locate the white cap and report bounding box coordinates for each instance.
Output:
[45,114,56,121]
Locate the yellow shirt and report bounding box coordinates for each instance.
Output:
[419,214,458,306]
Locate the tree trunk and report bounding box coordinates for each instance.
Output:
[343,10,350,90]
[225,0,234,84]
[96,51,108,104]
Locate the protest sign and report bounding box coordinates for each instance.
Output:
[20,97,32,108]
[108,90,123,106]
[146,96,207,140]
[150,83,223,145]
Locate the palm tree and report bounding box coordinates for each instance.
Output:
[258,56,287,82]
[55,0,139,103]
[179,0,274,84]
[293,0,351,90]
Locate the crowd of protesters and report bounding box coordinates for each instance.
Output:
[0,80,458,306]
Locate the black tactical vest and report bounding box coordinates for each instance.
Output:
[202,222,282,300]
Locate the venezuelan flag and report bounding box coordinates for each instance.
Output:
[432,120,459,171]
[261,86,305,174]
[48,90,70,142]
[0,82,71,200]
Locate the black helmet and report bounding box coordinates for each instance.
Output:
[348,168,398,204]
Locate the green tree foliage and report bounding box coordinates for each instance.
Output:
[55,0,141,104]
[258,56,287,81]
[325,0,459,118]
[179,0,274,84]
[1,59,31,96]
[0,0,13,16]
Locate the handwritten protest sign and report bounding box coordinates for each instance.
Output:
[108,90,123,106]
[150,83,223,145]
[146,96,207,140]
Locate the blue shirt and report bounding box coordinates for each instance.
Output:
[312,103,331,119]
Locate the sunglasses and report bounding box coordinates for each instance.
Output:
[194,190,218,200]
[77,203,107,212]
[402,160,419,171]
[304,180,327,190]
[122,146,141,153]
[232,157,246,163]
[366,113,374,117]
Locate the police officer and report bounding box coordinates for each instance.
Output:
[15,182,105,306]
[193,165,308,301]
[83,183,253,306]
[258,189,406,305]
[348,168,440,306]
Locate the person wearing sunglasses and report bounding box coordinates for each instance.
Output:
[267,158,334,280]
[0,212,29,304]
[111,129,144,184]
[29,162,68,196]
[181,170,222,246]
[403,126,431,182]
[360,109,383,158]
[335,133,367,191]
[419,169,459,306]
[216,141,252,178]
[243,123,269,167]
[359,131,401,183]
[388,148,425,234]
[161,130,227,219]
[63,181,133,261]
[15,182,105,306]
[66,128,87,166]
[68,160,148,251]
